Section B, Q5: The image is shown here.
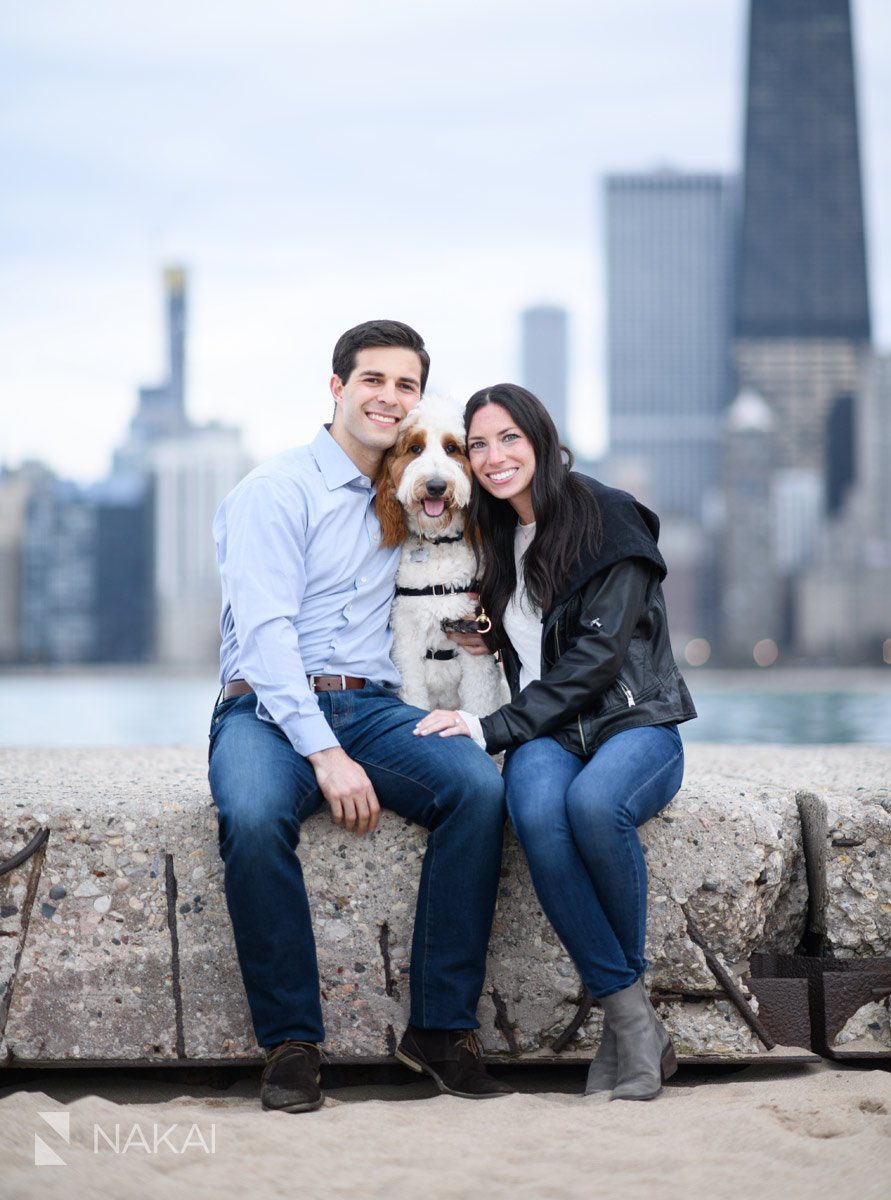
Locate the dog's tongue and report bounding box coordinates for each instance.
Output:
[423,498,446,518]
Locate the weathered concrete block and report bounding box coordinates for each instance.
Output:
[823,794,891,958]
[657,998,762,1057]
[1,826,40,1019]
[1,751,193,1063]
[160,801,256,1060]
[176,851,257,1060]
[480,834,587,1055]
[1,745,889,1065]
[298,820,418,1057]
[833,1001,891,1052]
[468,779,808,1054]
[1,770,178,1062]
[642,779,806,991]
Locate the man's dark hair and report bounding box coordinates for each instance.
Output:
[332,320,430,392]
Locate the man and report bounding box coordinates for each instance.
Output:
[209,319,510,1112]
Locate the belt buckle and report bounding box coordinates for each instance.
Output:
[308,673,348,692]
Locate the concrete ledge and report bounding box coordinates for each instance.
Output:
[1,745,889,1065]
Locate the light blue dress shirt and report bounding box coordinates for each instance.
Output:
[213,426,402,757]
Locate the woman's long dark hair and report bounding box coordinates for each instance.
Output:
[465,384,602,641]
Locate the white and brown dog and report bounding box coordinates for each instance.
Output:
[376,395,509,715]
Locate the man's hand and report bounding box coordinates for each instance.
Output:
[307,747,380,836]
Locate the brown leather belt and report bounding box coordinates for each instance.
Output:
[223,675,366,699]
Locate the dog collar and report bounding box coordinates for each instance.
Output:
[419,532,464,545]
[395,579,481,598]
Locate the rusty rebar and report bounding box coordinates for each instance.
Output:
[551,992,595,1053]
[683,906,776,1050]
[0,828,50,879]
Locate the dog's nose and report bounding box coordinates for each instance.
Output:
[425,478,447,497]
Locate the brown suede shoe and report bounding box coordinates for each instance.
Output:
[395,1026,514,1098]
[260,1040,323,1113]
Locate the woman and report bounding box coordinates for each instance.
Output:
[414,383,697,1101]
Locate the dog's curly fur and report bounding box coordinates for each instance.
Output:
[377,396,509,715]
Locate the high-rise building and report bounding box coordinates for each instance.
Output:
[109,266,251,664]
[18,471,155,664]
[138,264,188,438]
[0,464,50,662]
[91,476,155,662]
[520,305,569,441]
[856,355,891,547]
[20,477,97,663]
[605,171,737,521]
[165,265,186,414]
[117,265,190,470]
[6,266,246,666]
[797,353,891,660]
[729,0,873,656]
[721,390,782,661]
[150,424,251,664]
[734,0,871,475]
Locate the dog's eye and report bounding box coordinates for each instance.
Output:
[409,444,423,455]
[444,443,459,455]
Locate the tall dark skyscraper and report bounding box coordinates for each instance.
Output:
[738,0,870,341]
[727,0,874,659]
[734,0,871,475]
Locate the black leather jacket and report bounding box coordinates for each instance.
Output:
[479,478,697,757]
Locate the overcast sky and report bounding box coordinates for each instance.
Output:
[2,0,890,481]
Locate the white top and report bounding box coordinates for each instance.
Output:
[458,520,541,750]
[503,521,542,689]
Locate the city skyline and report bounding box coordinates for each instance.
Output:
[3,0,891,482]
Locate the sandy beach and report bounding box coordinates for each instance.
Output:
[1,1061,889,1200]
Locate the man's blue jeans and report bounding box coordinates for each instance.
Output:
[503,724,684,999]
[208,683,506,1048]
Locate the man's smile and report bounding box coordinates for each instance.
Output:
[365,411,398,426]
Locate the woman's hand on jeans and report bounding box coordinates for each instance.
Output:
[413,710,472,738]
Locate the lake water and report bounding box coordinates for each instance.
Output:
[0,668,889,747]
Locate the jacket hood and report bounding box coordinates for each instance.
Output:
[548,474,666,612]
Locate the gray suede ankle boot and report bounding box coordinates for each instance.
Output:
[598,978,677,1101]
[584,1021,617,1094]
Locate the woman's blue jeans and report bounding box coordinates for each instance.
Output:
[208,684,506,1048]
[503,724,684,999]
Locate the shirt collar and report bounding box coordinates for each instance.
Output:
[309,426,372,491]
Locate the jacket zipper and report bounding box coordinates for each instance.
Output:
[618,678,636,707]
[576,714,588,754]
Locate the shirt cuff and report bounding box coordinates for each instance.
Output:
[266,707,341,758]
[457,710,487,750]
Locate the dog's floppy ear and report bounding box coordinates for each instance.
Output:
[375,459,407,547]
